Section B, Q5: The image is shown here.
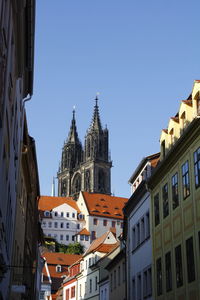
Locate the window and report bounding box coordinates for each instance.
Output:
[72,212,75,218]
[80,235,84,241]
[71,286,75,297]
[61,212,64,217]
[175,245,183,287]
[118,266,121,285]
[66,212,69,217]
[186,237,195,283]
[95,276,98,290]
[54,234,57,239]
[137,274,141,300]
[114,270,116,289]
[141,217,145,242]
[182,161,190,199]
[56,265,61,272]
[162,183,169,218]
[194,147,200,188]
[132,227,136,250]
[72,235,75,241]
[66,289,69,300]
[79,284,82,297]
[54,222,58,228]
[103,220,107,226]
[156,258,162,296]
[60,234,63,241]
[85,235,89,241]
[146,212,150,238]
[54,211,58,217]
[85,260,87,269]
[172,173,179,209]
[48,222,52,228]
[77,224,80,229]
[42,222,46,227]
[44,211,50,217]
[132,278,136,299]
[154,194,160,226]
[120,222,123,229]
[93,218,98,225]
[136,223,140,246]
[112,221,116,228]
[91,231,96,240]
[60,222,64,228]
[143,267,152,297]
[110,274,113,292]
[89,279,92,293]
[165,252,172,292]
[89,257,92,266]
[66,223,69,228]
[66,235,69,241]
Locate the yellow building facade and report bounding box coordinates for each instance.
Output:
[148,81,200,300]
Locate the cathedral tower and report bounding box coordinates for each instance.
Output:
[58,109,83,197]
[57,98,112,198]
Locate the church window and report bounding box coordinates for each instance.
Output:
[85,170,90,191]
[98,169,105,192]
[87,138,91,157]
[72,173,81,195]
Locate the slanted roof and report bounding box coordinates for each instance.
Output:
[75,228,90,236]
[43,252,81,266]
[81,192,127,220]
[38,196,80,213]
[84,230,117,255]
[42,252,82,294]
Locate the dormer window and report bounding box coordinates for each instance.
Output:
[180,111,186,130]
[44,211,50,217]
[56,265,62,272]
[169,128,174,145]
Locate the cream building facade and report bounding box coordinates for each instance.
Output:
[148,80,200,300]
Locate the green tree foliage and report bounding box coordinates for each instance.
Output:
[65,242,84,254]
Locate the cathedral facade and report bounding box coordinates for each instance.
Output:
[57,97,112,198]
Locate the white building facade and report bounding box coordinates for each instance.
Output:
[123,153,159,300]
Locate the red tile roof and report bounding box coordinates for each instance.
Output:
[43,252,82,266]
[82,192,127,220]
[96,243,119,253]
[75,228,90,236]
[38,196,80,213]
[84,230,117,255]
[42,252,82,294]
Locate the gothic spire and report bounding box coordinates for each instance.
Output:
[67,107,80,143]
[89,95,102,131]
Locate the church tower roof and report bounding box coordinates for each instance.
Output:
[67,108,80,144]
[88,96,102,132]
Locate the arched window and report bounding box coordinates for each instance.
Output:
[56,265,61,272]
[72,173,81,195]
[87,138,91,158]
[98,169,105,192]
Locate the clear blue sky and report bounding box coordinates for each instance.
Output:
[26,0,200,198]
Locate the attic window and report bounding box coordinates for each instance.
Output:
[44,211,50,217]
[100,198,105,201]
[95,204,100,207]
[114,207,119,210]
[102,211,110,214]
[114,212,122,216]
[91,209,100,213]
[103,205,108,208]
[56,265,62,272]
